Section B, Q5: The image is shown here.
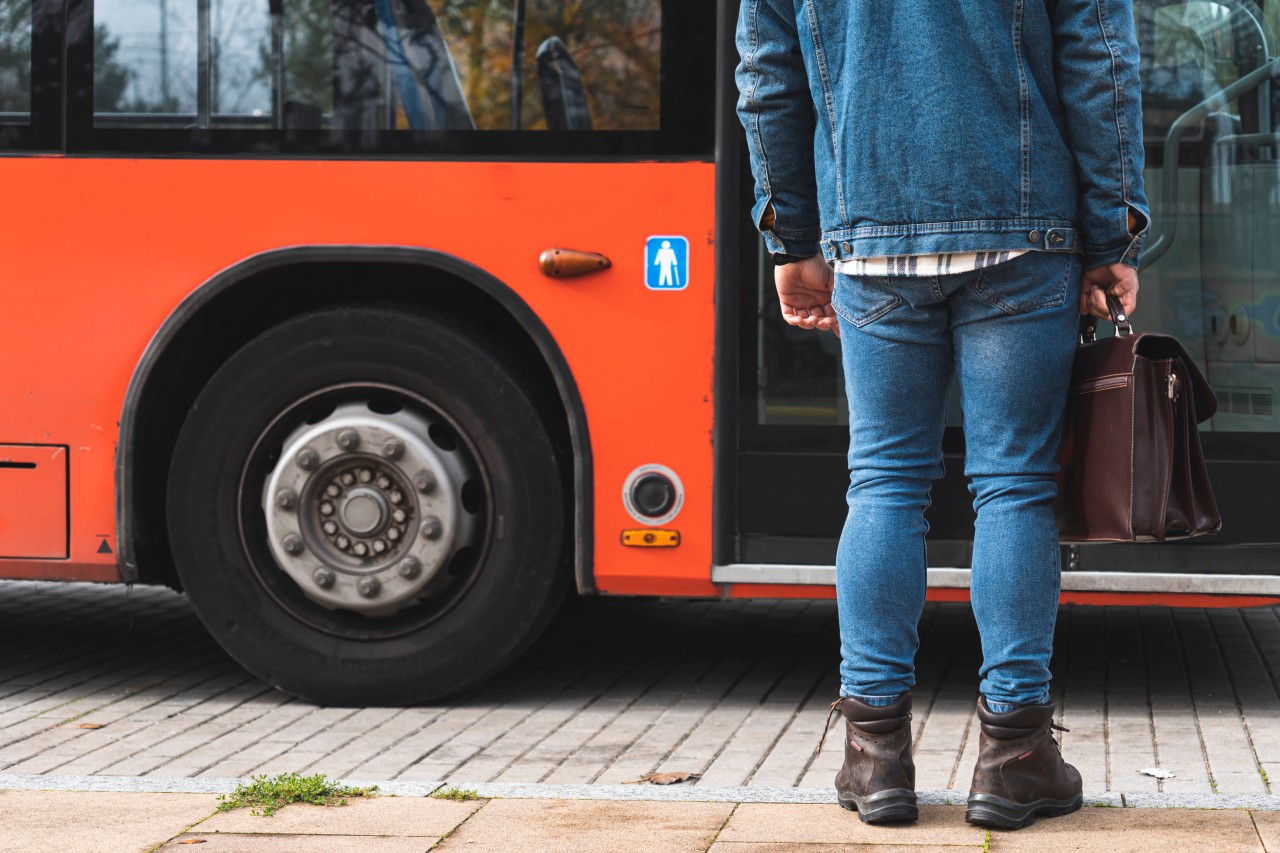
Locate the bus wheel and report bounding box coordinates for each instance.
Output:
[165,305,567,706]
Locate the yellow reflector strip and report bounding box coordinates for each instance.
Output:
[621,529,681,548]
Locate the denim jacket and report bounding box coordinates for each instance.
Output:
[735,0,1151,269]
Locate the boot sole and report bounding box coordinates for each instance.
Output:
[839,788,919,824]
[964,792,1083,830]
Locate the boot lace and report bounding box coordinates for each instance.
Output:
[813,698,843,758]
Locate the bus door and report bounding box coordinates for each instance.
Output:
[718,0,1280,594]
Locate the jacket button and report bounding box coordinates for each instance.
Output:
[840,241,852,253]
[1050,232,1064,244]
[1028,230,1041,243]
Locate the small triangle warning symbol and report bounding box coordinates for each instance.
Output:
[97,539,113,555]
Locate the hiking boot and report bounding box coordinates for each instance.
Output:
[821,694,917,824]
[965,697,1083,829]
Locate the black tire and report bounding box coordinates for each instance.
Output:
[166,305,567,706]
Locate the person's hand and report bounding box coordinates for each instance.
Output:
[1080,262,1139,320]
[776,255,839,336]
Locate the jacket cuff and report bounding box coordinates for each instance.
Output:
[1083,204,1149,270]
[762,231,822,260]
[1082,234,1143,270]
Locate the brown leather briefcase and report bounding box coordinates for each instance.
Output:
[1055,297,1222,542]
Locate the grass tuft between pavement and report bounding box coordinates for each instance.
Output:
[430,786,482,801]
[217,772,378,817]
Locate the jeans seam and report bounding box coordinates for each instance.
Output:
[1014,0,1031,217]
[803,0,848,226]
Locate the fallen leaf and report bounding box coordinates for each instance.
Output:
[1138,767,1176,779]
[636,771,699,785]
[76,723,104,729]
[176,840,207,845]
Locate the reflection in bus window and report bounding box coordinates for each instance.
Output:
[0,0,31,120]
[754,0,1280,438]
[1138,0,1280,434]
[91,0,661,132]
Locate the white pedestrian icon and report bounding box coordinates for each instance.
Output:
[654,239,681,288]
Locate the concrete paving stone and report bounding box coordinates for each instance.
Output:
[683,704,802,788]
[159,832,437,851]
[984,806,1263,852]
[353,707,495,779]
[720,804,984,845]
[299,708,440,778]
[432,798,732,852]
[11,587,1280,801]
[706,840,983,845]
[1160,777,1215,794]
[1247,809,1280,851]
[587,705,715,786]
[1109,753,1161,793]
[1262,763,1280,792]
[200,795,481,836]
[0,790,216,853]
[1214,770,1269,794]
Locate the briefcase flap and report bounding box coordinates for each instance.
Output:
[1132,333,1217,422]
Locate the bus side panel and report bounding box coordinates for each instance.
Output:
[0,159,717,595]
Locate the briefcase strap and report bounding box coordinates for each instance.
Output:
[1079,294,1133,343]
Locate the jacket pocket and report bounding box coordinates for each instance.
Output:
[832,274,903,328]
[970,251,1076,316]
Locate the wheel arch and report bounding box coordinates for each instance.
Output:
[117,245,594,594]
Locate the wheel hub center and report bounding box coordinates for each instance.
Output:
[340,487,388,536]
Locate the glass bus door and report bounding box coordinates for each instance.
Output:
[727,0,1280,576]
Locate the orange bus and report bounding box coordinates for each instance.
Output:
[1,0,1278,705]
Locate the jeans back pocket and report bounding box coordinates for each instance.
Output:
[832,274,903,328]
[970,252,1076,316]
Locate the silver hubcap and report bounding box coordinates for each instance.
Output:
[262,401,478,616]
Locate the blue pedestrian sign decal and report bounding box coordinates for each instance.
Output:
[645,235,689,291]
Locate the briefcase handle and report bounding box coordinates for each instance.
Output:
[1079,294,1133,343]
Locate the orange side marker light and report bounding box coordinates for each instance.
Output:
[621,529,680,548]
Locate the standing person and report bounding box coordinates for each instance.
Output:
[736,0,1148,831]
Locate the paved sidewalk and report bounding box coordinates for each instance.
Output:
[4,580,1280,799]
[1,788,1278,852]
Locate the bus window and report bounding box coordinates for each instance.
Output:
[748,0,1280,441]
[89,0,662,138]
[1137,0,1280,435]
[0,0,31,129]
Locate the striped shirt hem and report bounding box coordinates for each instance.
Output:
[835,250,1028,277]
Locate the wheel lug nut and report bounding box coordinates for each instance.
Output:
[399,557,422,579]
[392,509,406,524]
[382,439,403,459]
[275,489,297,510]
[314,568,335,588]
[341,473,354,486]
[322,521,338,535]
[389,490,403,505]
[376,475,391,490]
[282,534,304,555]
[320,501,334,516]
[387,528,401,542]
[357,577,381,598]
[296,447,319,471]
[415,471,437,494]
[421,517,443,540]
[358,468,373,483]
[326,484,341,498]
[372,540,387,554]
[352,542,368,556]
[337,429,360,451]
[336,535,350,549]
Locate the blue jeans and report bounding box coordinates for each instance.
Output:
[830,251,1081,711]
